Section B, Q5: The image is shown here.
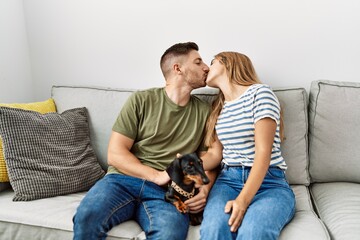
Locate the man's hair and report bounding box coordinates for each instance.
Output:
[160,42,199,78]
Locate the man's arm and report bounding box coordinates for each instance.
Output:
[107,131,169,186]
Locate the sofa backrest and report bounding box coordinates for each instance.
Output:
[309,80,360,183]
[274,88,310,185]
[51,86,221,171]
[52,86,135,170]
[52,85,310,185]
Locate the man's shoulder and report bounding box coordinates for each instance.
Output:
[190,95,211,115]
[191,95,210,105]
[129,88,163,102]
[133,87,163,96]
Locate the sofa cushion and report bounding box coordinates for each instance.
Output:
[0,189,211,240]
[279,185,329,240]
[0,185,329,240]
[52,86,135,170]
[309,80,360,183]
[0,190,144,240]
[311,183,360,240]
[274,88,309,185]
[0,98,56,183]
[0,107,105,201]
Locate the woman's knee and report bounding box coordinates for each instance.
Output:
[237,223,279,240]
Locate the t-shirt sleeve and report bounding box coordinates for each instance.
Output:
[253,86,280,124]
[112,93,140,140]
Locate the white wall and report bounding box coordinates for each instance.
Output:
[12,0,360,101]
[0,0,33,102]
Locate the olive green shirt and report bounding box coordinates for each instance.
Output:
[108,88,210,174]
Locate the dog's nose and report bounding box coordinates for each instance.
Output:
[202,176,210,185]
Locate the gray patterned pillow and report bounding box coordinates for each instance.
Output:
[0,107,105,201]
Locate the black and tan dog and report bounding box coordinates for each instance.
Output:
[165,153,209,225]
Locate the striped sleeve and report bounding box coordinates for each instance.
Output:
[253,85,280,124]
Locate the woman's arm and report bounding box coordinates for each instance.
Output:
[226,117,277,232]
[201,134,223,171]
[185,136,223,213]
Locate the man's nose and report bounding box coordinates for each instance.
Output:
[203,65,210,72]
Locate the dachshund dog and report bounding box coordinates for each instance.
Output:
[165,153,209,225]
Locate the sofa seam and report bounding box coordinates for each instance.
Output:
[308,185,332,240]
[0,220,73,234]
[51,85,138,98]
[308,81,321,184]
[302,88,310,186]
[316,80,360,89]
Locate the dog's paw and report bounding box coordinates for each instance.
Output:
[174,196,188,213]
[177,202,188,213]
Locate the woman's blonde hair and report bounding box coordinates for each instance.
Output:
[204,52,284,146]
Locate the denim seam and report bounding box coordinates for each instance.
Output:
[139,180,153,234]
[141,201,153,234]
[101,199,136,236]
[277,199,296,234]
[242,166,246,184]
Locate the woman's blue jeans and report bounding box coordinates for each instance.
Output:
[200,165,296,240]
[73,174,190,240]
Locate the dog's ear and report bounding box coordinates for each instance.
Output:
[188,153,199,160]
[166,156,182,179]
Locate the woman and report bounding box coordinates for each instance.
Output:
[200,52,295,240]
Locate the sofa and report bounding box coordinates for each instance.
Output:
[0,79,359,240]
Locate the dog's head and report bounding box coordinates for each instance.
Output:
[167,153,209,186]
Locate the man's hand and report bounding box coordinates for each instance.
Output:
[151,170,170,186]
[184,185,210,213]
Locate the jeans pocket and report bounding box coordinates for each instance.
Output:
[266,168,285,180]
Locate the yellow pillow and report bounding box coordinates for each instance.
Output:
[0,98,56,182]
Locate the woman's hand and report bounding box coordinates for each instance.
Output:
[225,197,249,232]
[185,185,210,213]
[185,169,218,213]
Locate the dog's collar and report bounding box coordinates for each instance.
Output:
[171,181,195,199]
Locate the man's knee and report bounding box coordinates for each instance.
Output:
[74,205,94,224]
[146,211,189,240]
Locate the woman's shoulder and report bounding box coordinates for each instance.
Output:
[251,84,275,95]
[252,83,271,91]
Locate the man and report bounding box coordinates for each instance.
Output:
[73,42,217,240]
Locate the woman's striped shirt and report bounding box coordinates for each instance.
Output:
[216,84,287,169]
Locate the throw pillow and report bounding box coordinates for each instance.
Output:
[0,98,56,183]
[0,107,105,201]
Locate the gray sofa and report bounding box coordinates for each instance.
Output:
[1,79,359,240]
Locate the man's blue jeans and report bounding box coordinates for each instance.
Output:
[73,174,190,240]
[200,165,296,240]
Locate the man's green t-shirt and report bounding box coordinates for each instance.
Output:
[108,88,211,174]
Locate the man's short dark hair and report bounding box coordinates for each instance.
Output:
[160,42,199,77]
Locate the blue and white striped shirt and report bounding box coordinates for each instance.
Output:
[216,84,287,169]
